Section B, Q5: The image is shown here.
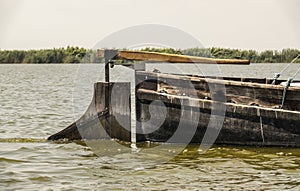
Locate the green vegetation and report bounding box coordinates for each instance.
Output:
[0,46,101,64]
[1,46,300,63]
[191,48,300,63]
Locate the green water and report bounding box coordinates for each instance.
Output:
[1,139,299,190]
[0,64,299,190]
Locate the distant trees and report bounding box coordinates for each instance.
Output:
[141,47,183,55]
[0,46,101,64]
[0,46,300,63]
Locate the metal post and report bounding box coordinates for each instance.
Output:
[131,62,145,150]
[280,77,293,109]
[105,58,110,83]
[104,49,118,106]
[104,50,118,135]
[104,49,118,81]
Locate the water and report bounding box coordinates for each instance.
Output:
[0,64,300,190]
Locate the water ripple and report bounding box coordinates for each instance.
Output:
[0,64,300,191]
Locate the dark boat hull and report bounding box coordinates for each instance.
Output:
[49,72,300,147]
[136,88,300,147]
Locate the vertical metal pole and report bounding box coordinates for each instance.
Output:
[105,58,110,83]
[104,55,110,136]
[104,49,118,82]
[131,62,145,150]
[104,51,110,111]
[104,50,117,136]
[130,70,137,149]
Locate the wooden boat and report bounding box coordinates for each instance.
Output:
[48,50,300,147]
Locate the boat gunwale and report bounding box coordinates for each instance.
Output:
[137,88,300,115]
[137,71,300,91]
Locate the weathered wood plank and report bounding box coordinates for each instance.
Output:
[137,71,300,110]
[97,49,250,65]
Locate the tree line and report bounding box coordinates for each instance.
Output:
[0,46,101,64]
[1,46,300,63]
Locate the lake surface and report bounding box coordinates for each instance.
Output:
[0,64,300,190]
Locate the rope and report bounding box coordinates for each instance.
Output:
[271,54,300,84]
[280,77,294,109]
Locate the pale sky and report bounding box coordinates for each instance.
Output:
[0,0,299,51]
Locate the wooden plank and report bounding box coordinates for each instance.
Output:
[136,71,300,111]
[97,49,250,65]
[137,71,300,91]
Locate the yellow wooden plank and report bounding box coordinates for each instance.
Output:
[97,49,250,65]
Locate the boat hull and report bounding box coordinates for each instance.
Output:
[136,88,300,147]
[48,72,300,147]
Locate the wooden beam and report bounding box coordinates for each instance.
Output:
[97,49,250,65]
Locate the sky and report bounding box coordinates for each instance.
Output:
[0,0,299,51]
